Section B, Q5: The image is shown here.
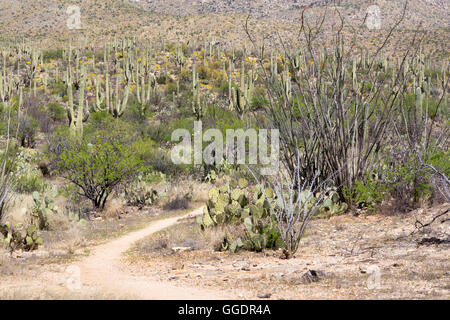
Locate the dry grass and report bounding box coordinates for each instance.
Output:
[129,215,249,258]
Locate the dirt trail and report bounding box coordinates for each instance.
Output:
[69,207,234,300]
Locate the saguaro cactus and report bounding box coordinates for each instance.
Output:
[192,64,205,120]
[230,61,255,117]
[110,74,130,118]
[66,64,89,137]
[136,72,157,116]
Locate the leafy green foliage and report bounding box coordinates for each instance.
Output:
[343,178,384,211]
[46,102,66,122]
[54,122,147,209]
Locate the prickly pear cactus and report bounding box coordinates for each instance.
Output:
[30,191,59,230]
[124,180,159,208]
[68,211,89,227]
[0,222,43,252]
[198,178,282,252]
[24,225,43,251]
[319,188,348,217]
[198,179,280,229]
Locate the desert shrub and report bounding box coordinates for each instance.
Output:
[146,123,170,144]
[250,88,268,111]
[48,80,67,97]
[383,153,433,209]
[218,80,229,98]
[156,73,168,85]
[18,115,39,148]
[121,100,149,123]
[20,95,53,134]
[166,81,178,96]
[144,149,188,177]
[196,65,213,80]
[180,68,191,83]
[46,102,66,122]
[14,150,48,193]
[54,123,147,209]
[87,110,115,130]
[16,174,46,193]
[146,117,194,144]
[343,177,384,212]
[43,49,63,61]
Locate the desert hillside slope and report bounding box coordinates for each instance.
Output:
[0,0,448,57]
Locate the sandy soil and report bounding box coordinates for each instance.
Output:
[1,204,448,300]
[0,207,238,299]
[125,204,450,300]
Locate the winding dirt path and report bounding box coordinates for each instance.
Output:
[70,207,234,300]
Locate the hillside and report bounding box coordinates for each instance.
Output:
[0,0,448,58]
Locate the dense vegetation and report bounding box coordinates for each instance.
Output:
[0,17,448,257]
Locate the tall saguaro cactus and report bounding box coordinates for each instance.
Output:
[66,64,89,137]
[136,73,157,117]
[230,60,255,117]
[110,74,130,118]
[192,64,205,120]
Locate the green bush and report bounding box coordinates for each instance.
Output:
[344,177,384,211]
[55,123,147,209]
[48,80,67,97]
[14,150,48,194]
[383,154,435,206]
[250,88,269,111]
[43,49,63,61]
[46,102,66,122]
[18,115,39,148]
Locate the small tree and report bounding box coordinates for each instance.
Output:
[55,124,145,210]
